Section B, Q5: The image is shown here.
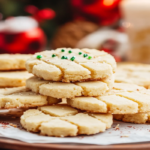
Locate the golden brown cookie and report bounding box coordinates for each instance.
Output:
[0,54,31,70]
[67,83,150,114]
[26,76,112,98]
[26,48,116,82]
[115,62,150,88]
[0,71,32,87]
[0,87,61,109]
[21,104,113,137]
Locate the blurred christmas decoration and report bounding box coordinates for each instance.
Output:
[121,0,150,63]
[0,6,55,54]
[51,21,128,62]
[51,0,126,62]
[25,5,55,23]
[76,28,128,62]
[71,0,121,25]
[51,20,99,49]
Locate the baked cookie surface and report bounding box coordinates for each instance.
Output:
[0,71,33,87]
[0,54,31,70]
[67,83,150,114]
[21,104,113,137]
[113,82,150,124]
[26,76,114,98]
[113,113,150,124]
[0,87,61,109]
[115,62,150,88]
[26,48,116,82]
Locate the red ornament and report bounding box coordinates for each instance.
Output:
[0,28,46,54]
[0,17,46,54]
[0,5,55,54]
[34,9,55,22]
[71,0,121,25]
[25,6,55,23]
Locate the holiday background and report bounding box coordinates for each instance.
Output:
[0,0,128,62]
[1,0,150,63]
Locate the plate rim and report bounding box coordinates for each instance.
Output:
[0,138,150,150]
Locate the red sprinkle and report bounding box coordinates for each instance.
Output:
[0,121,9,125]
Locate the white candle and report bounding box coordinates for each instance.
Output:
[121,0,150,63]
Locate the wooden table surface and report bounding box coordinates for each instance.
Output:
[0,138,150,150]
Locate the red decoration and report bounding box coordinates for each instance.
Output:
[25,5,38,15]
[71,0,121,25]
[34,9,55,22]
[101,39,122,62]
[0,6,55,54]
[25,5,55,22]
[0,27,46,54]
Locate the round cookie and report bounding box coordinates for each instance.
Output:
[26,48,116,82]
[112,82,150,124]
[26,76,114,98]
[0,54,31,70]
[67,83,150,114]
[0,71,32,87]
[113,113,150,124]
[115,62,150,88]
[21,104,113,137]
[0,87,61,109]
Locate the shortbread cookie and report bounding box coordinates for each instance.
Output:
[115,63,150,88]
[113,113,150,124]
[0,71,32,87]
[21,104,113,137]
[26,76,111,98]
[0,87,61,109]
[112,83,150,124]
[0,54,31,70]
[113,83,145,92]
[67,83,150,114]
[26,48,116,82]
[67,96,138,114]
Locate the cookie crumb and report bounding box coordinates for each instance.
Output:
[115,124,120,130]
[9,123,17,128]
[120,135,129,138]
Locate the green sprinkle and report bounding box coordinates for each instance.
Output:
[68,50,72,53]
[61,49,65,52]
[83,54,88,58]
[78,52,82,55]
[61,56,65,59]
[70,56,75,61]
[52,54,56,57]
[36,55,42,59]
[88,56,92,60]
[61,56,68,59]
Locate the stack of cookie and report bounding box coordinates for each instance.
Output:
[115,62,150,89]
[20,48,150,137]
[20,48,117,137]
[0,53,62,109]
[0,54,61,116]
[112,82,150,124]
[114,62,150,124]
[2,49,150,137]
[0,54,32,87]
